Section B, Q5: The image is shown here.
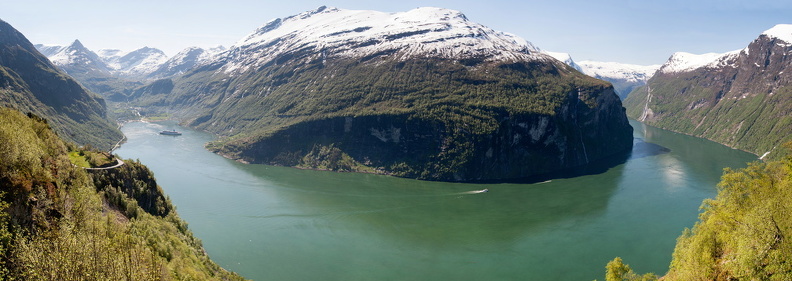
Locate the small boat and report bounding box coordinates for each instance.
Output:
[159,129,182,136]
[481,188,489,193]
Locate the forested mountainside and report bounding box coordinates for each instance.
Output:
[624,24,792,160]
[605,143,792,280]
[135,7,633,181]
[0,107,243,280]
[0,19,122,151]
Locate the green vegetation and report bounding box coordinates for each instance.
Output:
[141,53,631,180]
[603,257,657,281]
[0,19,124,151]
[624,64,792,161]
[179,58,606,140]
[68,149,115,168]
[67,151,91,168]
[143,113,172,122]
[604,144,792,280]
[0,107,243,280]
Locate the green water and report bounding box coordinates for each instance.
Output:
[115,120,757,280]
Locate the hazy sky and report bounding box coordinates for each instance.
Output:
[3,0,790,65]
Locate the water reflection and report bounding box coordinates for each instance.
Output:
[631,120,759,191]
[235,162,625,248]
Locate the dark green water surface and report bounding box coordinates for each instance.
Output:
[115,120,756,280]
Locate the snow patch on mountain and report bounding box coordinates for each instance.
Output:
[658,50,741,74]
[46,40,109,72]
[104,47,169,77]
[578,61,660,83]
[34,44,64,57]
[543,51,582,71]
[225,6,544,74]
[762,24,792,44]
[149,46,226,78]
[97,49,123,62]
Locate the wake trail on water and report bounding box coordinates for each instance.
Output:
[456,189,489,195]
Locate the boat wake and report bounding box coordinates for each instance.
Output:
[459,189,489,195]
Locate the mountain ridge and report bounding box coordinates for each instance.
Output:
[624,24,792,160]
[0,19,122,150]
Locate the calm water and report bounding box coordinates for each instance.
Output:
[115,120,756,280]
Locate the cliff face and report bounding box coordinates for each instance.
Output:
[624,27,792,159]
[207,58,632,181]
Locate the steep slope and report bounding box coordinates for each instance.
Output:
[48,39,112,74]
[0,19,123,150]
[624,24,792,160]
[147,6,633,181]
[578,60,659,99]
[0,107,243,280]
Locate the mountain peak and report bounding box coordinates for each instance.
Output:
[70,39,86,49]
[542,51,582,71]
[657,51,740,74]
[761,24,792,43]
[228,6,540,73]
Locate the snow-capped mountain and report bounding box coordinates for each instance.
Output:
[147,46,225,79]
[220,6,550,74]
[35,42,169,79]
[46,39,112,74]
[542,51,582,71]
[96,49,123,63]
[578,61,660,99]
[656,51,741,74]
[624,24,792,160]
[655,24,792,75]
[105,47,169,78]
[33,44,65,57]
[578,61,660,84]
[543,51,659,99]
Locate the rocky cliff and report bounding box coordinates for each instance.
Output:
[624,24,792,160]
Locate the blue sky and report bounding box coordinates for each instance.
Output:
[3,0,790,65]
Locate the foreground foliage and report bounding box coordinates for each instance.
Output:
[605,145,792,280]
[0,107,243,280]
